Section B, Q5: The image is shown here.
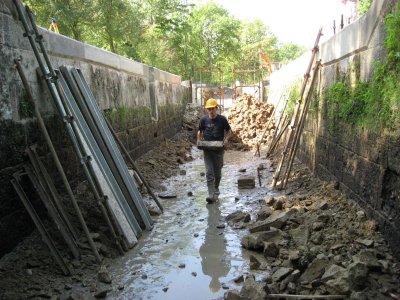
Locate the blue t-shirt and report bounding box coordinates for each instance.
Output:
[198,114,231,141]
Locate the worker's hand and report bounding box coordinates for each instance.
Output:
[223,139,229,149]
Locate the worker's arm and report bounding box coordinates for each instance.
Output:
[223,129,232,146]
[197,130,204,141]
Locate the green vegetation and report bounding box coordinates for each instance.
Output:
[358,0,372,16]
[323,6,400,132]
[18,92,34,119]
[104,106,152,131]
[285,79,302,118]
[25,0,305,84]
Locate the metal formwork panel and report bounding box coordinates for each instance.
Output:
[70,67,153,230]
[56,70,140,247]
[59,66,152,231]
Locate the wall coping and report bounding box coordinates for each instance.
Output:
[35,23,181,84]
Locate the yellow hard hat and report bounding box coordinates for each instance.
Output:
[205,98,218,108]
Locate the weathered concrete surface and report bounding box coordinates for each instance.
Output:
[0,2,190,257]
[268,0,400,259]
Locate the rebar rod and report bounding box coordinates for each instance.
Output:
[25,146,78,241]
[24,164,80,259]
[11,174,71,276]
[267,294,346,299]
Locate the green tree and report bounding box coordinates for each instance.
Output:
[236,20,279,83]
[87,0,144,57]
[25,0,94,41]
[135,0,193,75]
[239,20,278,67]
[23,0,305,85]
[358,0,372,16]
[188,2,241,83]
[276,43,306,64]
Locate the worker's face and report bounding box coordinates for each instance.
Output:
[207,107,217,119]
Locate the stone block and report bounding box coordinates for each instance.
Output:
[237,175,255,189]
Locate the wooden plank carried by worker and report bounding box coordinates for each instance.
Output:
[197,140,224,150]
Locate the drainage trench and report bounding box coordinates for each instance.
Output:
[108,148,271,299]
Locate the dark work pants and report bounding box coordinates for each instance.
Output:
[203,149,224,198]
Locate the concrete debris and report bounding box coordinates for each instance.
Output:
[237,176,256,189]
[97,265,112,284]
[227,95,275,150]
[224,170,400,298]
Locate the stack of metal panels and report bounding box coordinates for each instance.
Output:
[56,66,153,248]
[13,0,152,251]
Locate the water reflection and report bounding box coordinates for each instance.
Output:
[199,203,230,293]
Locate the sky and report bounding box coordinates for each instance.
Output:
[193,0,349,48]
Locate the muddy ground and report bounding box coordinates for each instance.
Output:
[0,99,399,299]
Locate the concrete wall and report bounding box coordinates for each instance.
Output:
[268,0,400,258]
[0,2,190,257]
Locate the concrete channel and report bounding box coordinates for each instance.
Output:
[107,148,272,299]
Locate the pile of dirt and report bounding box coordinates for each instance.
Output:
[226,95,275,150]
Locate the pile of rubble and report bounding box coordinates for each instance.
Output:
[224,162,400,299]
[226,95,275,150]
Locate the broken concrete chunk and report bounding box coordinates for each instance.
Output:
[249,255,261,270]
[272,267,293,282]
[352,249,381,270]
[241,230,280,250]
[265,195,275,206]
[356,238,374,247]
[98,265,112,284]
[94,288,111,299]
[347,261,369,287]
[290,225,310,248]
[299,257,329,283]
[356,210,366,220]
[322,264,347,281]
[237,176,255,189]
[312,221,324,231]
[239,277,269,299]
[256,207,272,221]
[223,290,241,300]
[249,209,296,233]
[226,211,251,224]
[263,242,279,258]
[273,200,283,210]
[318,201,329,210]
[325,275,350,295]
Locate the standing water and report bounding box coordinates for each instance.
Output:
[108,148,271,300]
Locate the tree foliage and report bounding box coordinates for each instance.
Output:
[24,0,305,84]
[25,0,92,40]
[276,43,307,64]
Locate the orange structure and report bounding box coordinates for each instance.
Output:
[258,49,272,75]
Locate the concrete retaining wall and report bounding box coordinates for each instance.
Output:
[0,2,190,256]
[268,0,400,258]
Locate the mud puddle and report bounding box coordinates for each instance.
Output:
[108,148,271,299]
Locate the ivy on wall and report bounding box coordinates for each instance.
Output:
[323,5,400,133]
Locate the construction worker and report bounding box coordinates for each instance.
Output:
[48,18,59,33]
[197,98,232,203]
